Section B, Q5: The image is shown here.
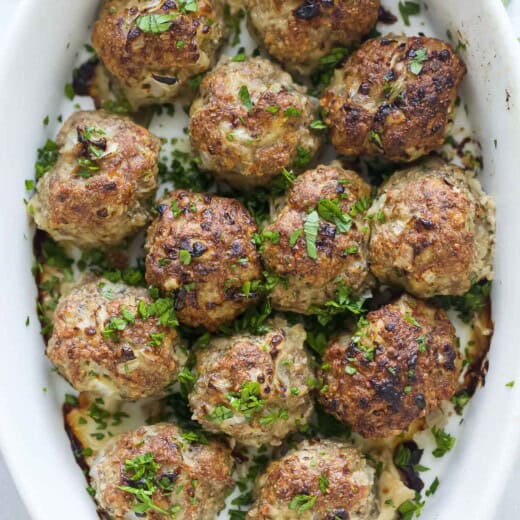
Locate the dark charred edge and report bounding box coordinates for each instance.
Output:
[459,296,493,401]
[33,229,53,345]
[63,402,90,474]
[73,57,100,97]
[378,6,398,24]
[394,441,425,492]
[63,402,109,519]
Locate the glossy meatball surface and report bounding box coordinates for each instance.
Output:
[246,0,380,75]
[189,57,322,188]
[247,438,378,519]
[47,279,185,401]
[29,110,160,249]
[188,319,314,446]
[368,159,495,297]
[318,294,461,438]
[262,163,372,314]
[90,423,234,520]
[321,36,466,162]
[145,190,262,331]
[92,0,227,109]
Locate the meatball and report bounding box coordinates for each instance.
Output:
[247,438,378,519]
[368,159,495,297]
[90,423,234,520]
[91,0,227,109]
[189,57,322,188]
[246,0,380,75]
[145,190,262,331]
[318,294,461,438]
[261,163,372,314]
[188,318,314,446]
[321,36,467,162]
[28,110,160,249]
[47,279,185,401]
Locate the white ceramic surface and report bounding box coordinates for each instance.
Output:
[1,1,520,519]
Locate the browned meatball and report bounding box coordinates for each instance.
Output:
[188,318,314,447]
[321,36,467,162]
[246,0,380,75]
[145,190,263,331]
[247,438,378,519]
[189,57,322,188]
[261,163,372,314]
[318,294,461,438]
[368,159,495,297]
[90,423,234,520]
[91,0,227,109]
[28,110,160,249]
[46,279,185,401]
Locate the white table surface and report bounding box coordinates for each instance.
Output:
[1,1,519,519]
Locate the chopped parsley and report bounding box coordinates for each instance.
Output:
[284,107,302,117]
[135,13,178,34]
[35,139,59,179]
[293,146,312,168]
[265,105,280,114]
[238,85,253,112]
[309,47,349,95]
[227,381,265,420]
[431,426,456,457]
[425,477,440,497]
[117,452,181,516]
[258,408,288,425]
[316,198,352,233]
[303,210,319,260]
[318,474,329,493]
[398,493,425,520]
[433,281,491,323]
[179,249,192,265]
[207,404,234,423]
[398,1,421,26]
[289,494,317,513]
[409,48,428,75]
[289,228,303,247]
[310,119,327,130]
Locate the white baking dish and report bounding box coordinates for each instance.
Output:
[0,1,519,519]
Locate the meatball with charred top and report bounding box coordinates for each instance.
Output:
[247,438,379,519]
[28,110,160,249]
[188,318,314,447]
[90,423,234,520]
[189,57,322,188]
[368,159,495,297]
[46,279,186,401]
[318,294,461,438]
[321,36,467,162]
[261,163,372,314]
[246,0,380,75]
[91,0,227,109]
[145,190,263,331]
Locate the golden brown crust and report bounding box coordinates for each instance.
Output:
[90,423,234,520]
[47,280,185,401]
[189,57,322,188]
[145,190,262,331]
[189,320,314,446]
[318,294,461,438]
[368,159,495,297]
[248,438,378,519]
[262,164,372,313]
[247,0,380,74]
[92,0,227,108]
[321,36,467,162]
[29,110,160,249]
